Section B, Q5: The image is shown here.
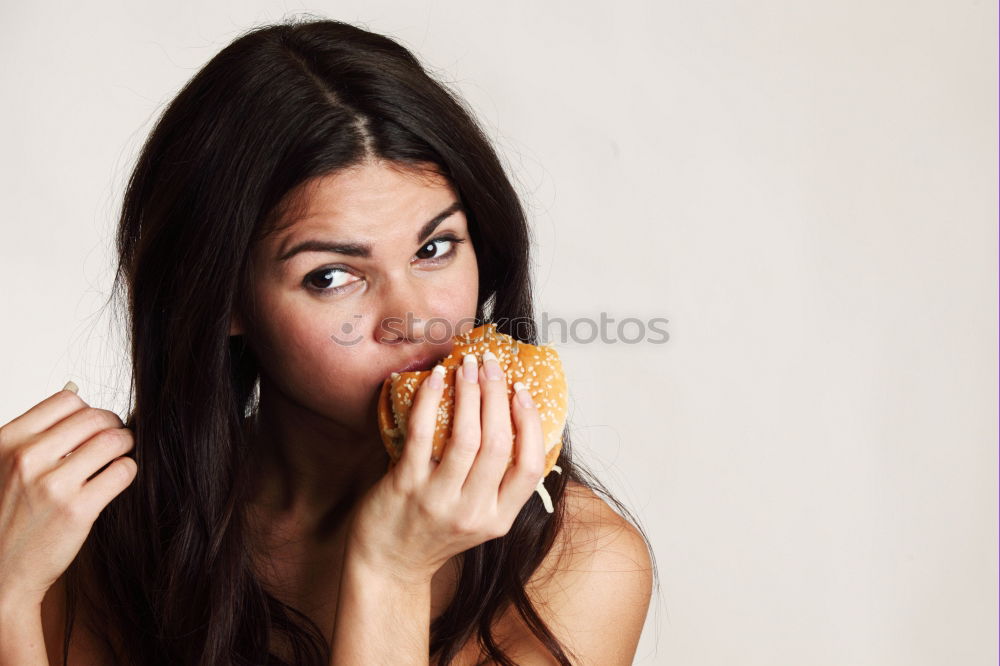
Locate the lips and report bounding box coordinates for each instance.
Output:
[393,354,444,374]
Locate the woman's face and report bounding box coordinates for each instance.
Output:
[236,160,479,433]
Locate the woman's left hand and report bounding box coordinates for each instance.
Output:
[344,352,546,585]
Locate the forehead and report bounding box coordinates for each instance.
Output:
[267,162,460,242]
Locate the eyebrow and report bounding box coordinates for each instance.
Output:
[275,200,464,263]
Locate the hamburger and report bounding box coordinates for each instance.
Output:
[377,322,567,513]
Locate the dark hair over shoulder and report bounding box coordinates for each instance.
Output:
[64,16,657,666]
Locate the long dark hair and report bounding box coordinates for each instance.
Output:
[62,16,658,665]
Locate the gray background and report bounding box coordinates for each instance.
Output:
[1,1,996,664]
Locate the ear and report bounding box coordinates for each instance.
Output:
[229,309,245,337]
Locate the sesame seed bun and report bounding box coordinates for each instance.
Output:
[377,322,567,478]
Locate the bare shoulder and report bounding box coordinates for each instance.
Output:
[41,569,121,665]
[534,479,651,586]
[487,479,654,665]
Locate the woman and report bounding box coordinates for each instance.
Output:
[0,18,656,665]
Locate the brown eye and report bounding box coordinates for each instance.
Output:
[414,235,465,262]
[304,267,358,294]
[415,238,451,260]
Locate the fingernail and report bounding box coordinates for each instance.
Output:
[482,350,503,381]
[513,381,535,408]
[427,364,446,389]
[62,380,79,394]
[462,353,478,383]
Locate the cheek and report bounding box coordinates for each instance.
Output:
[249,289,358,380]
[423,259,480,340]
[450,246,479,308]
[252,307,380,423]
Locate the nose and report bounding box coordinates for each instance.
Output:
[375,277,434,345]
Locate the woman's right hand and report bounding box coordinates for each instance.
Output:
[344,353,546,585]
[0,384,138,606]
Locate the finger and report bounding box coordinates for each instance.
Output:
[432,353,482,490]
[0,386,89,450]
[461,351,513,506]
[9,407,123,476]
[498,381,545,520]
[77,455,138,518]
[50,427,135,486]
[397,364,448,483]
[44,408,125,462]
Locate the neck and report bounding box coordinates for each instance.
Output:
[245,378,389,544]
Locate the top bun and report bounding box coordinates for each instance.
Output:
[377,322,567,485]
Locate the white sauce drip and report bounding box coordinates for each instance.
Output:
[534,464,563,513]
